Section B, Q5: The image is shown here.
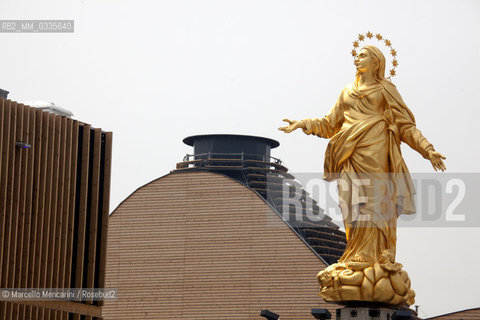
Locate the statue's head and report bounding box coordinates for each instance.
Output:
[355,45,386,81]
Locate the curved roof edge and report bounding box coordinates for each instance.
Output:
[426,307,480,319]
[109,169,329,267]
[110,171,173,215]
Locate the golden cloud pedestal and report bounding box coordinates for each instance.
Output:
[317,250,415,306]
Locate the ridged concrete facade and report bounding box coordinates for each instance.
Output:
[0,98,112,319]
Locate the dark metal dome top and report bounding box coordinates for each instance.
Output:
[183,134,280,148]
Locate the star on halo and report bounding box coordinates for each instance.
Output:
[375,33,383,40]
[353,41,359,48]
[366,31,373,39]
[384,39,392,47]
[351,49,357,57]
[358,34,365,41]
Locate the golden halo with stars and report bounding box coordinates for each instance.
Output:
[352,32,399,81]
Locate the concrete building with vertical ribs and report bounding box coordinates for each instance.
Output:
[0,94,112,320]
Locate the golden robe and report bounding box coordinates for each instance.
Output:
[302,80,433,264]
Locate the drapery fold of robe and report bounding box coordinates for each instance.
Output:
[301,80,434,263]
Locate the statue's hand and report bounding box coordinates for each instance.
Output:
[428,150,446,171]
[278,119,305,133]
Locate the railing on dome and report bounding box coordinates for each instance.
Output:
[177,152,287,171]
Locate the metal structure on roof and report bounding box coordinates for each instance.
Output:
[22,100,74,118]
[175,134,346,265]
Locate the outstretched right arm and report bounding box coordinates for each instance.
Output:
[278,90,345,138]
[278,119,306,133]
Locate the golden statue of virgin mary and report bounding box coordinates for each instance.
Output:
[279,45,446,305]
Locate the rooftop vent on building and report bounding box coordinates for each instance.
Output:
[23,100,74,118]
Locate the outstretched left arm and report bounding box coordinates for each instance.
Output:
[398,120,446,171]
[428,150,447,171]
[383,88,446,172]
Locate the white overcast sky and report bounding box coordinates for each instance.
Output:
[1,0,479,317]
